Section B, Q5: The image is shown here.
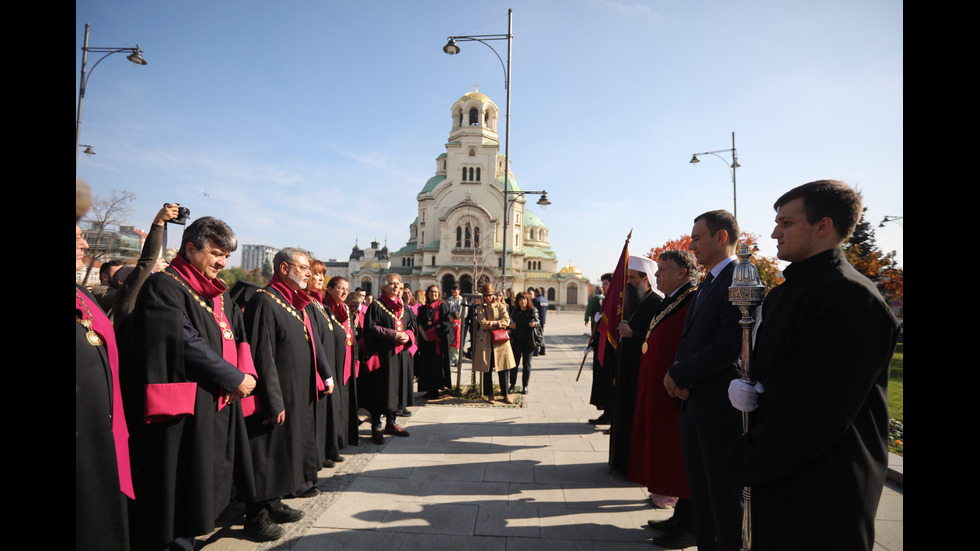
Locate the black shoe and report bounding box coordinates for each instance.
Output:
[588,413,613,425]
[396,408,414,417]
[323,459,336,468]
[424,391,440,399]
[244,512,285,542]
[293,486,320,498]
[650,530,696,549]
[269,502,304,524]
[647,517,679,531]
[331,453,345,463]
[508,385,516,394]
[522,386,529,394]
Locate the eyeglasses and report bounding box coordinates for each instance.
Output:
[289,262,311,273]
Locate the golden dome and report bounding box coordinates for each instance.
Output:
[559,263,582,274]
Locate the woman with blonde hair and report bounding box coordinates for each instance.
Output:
[471,282,516,403]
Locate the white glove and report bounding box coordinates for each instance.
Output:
[728,379,765,412]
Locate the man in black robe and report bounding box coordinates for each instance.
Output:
[587,273,613,424]
[726,181,900,550]
[121,216,259,550]
[244,247,334,539]
[76,189,133,551]
[362,273,417,444]
[608,255,663,475]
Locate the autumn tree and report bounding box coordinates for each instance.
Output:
[844,208,903,316]
[81,190,136,284]
[647,232,784,294]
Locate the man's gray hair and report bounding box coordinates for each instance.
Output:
[273,247,309,271]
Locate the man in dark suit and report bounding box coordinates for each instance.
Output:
[663,210,743,551]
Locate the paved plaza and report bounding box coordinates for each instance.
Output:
[200,310,903,551]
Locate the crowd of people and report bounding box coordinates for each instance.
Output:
[77,178,900,551]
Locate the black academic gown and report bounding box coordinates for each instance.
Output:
[726,248,900,550]
[362,297,417,417]
[119,269,255,550]
[244,287,333,501]
[76,285,129,551]
[608,288,662,475]
[416,300,452,393]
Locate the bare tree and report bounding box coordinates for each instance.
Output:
[81,190,136,284]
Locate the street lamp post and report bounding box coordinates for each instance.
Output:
[443,10,516,285]
[76,22,147,170]
[690,131,740,219]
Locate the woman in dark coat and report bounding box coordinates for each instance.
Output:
[508,291,539,394]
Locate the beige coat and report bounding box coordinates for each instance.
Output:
[471,299,516,373]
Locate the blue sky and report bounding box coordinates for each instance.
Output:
[76,1,903,281]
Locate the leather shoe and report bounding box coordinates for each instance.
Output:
[522,386,529,394]
[323,459,336,468]
[647,517,679,531]
[371,429,385,444]
[384,423,410,437]
[589,413,612,425]
[331,453,345,463]
[244,513,284,542]
[650,530,696,549]
[269,503,304,524]
[292,486,320,498]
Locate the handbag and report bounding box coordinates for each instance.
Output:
[484,304,511,344]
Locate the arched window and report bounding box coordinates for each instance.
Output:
[548,288,556,301]
[529,228,535,240]
[469,167,474,181]
[465,224,472,248]
[567,283,578,305]
[469,108,479,125]
[474,227,480,247]
[456,226,462,247]
[462,167,467,181]
[476,167,481,181]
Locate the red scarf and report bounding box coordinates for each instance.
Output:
[324,294,354,382]
[268,274,324,395]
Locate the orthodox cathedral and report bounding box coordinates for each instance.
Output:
[338,88,589,306]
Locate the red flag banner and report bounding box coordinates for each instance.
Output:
[597,231,630,366]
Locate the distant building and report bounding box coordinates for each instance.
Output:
[375,87,588,305]
[249,88,589,307]
[241,244,279,272]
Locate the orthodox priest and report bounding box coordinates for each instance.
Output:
[628,250,700,549]
[120,216,258,550]
[608,255,663,475]
[417,284,451,399]
[362,273,416,444]
[243,247,334,540]
[76,180,133,551]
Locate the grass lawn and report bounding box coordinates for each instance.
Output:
[888,343,903,455]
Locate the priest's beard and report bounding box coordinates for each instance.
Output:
[623,283,640,320]
[288,271,308,290]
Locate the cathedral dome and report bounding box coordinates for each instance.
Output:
[559,263,582,275]
[458,90,492,104]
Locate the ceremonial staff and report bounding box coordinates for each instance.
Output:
[728,243,765,550]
